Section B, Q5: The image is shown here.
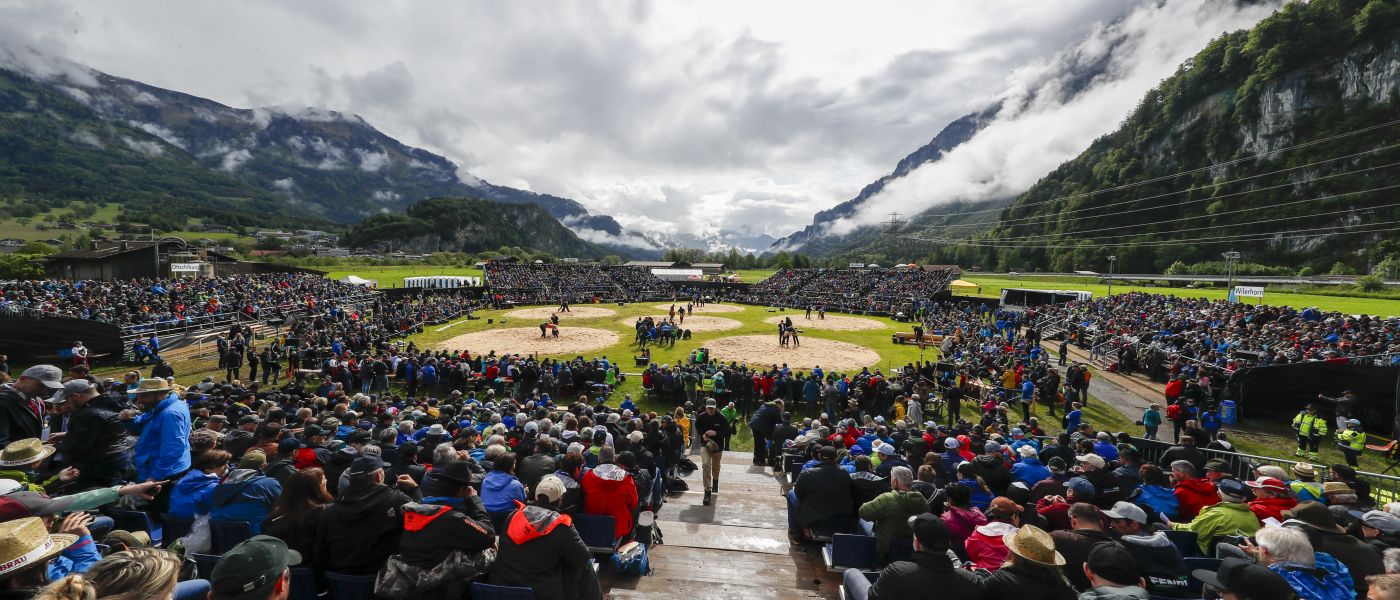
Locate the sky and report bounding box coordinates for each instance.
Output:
[0,0,1276,251]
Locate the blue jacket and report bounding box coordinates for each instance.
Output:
[1093,441,1120,461]
[957,477,992,511]
[1268,552,1353,600]
[169,470,220,518]
[48,534,100,580]
[1011,458,1050,487]
[481,470,526,514]
[210,469,283,534]
[1135,484,1179,520]
[125,392,192,481]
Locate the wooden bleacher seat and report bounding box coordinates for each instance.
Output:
[890,332,943,345]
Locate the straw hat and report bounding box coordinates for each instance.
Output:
[0,517,77,578]
[1003,525,1066,567]
[134,378,173,394]
[0,440,55,468]
[1322,482,1355,496]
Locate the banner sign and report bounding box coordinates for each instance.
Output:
[1234,286,1264,298]
[170,263,202,272]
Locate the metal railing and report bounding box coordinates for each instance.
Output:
[1129,436,1400,505]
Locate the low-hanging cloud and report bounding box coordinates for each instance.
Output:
[824,0,1280,236]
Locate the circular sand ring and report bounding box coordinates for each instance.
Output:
[764,314,887,331]
[441,327,619,356]
[652,302,744,313]
[619,316,743,332]
[703,335,881,371]
[505,306,616,320]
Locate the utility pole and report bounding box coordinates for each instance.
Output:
[1223,250,1241,302]
[1107,255,1116,297]
[884,212,903,232]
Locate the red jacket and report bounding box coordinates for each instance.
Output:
[1173,478,1220,521]
[580,464,638,539]
[1247,496,1297,522]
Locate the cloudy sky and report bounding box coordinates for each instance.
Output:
[2,0,1274,250]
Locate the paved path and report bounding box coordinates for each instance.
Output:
[603,453,838,599]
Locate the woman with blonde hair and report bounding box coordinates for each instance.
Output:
[37,547,206,600]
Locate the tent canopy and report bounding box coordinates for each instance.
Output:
[948,279,979,288]
[340,275,375,286]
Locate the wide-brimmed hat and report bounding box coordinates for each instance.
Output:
[1322,482,1355,496]
[0,440,55,468]
[1292,462,1316,479]
[0,517,77,577]
[134,378,173,394]
[1003,525,1065,567]
[1284,501,1345,533]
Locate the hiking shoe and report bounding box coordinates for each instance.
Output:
[712,482,719,493]
[703,491,712,506]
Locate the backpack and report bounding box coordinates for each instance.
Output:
[611,541,651,575]
[1166,404,1182,420]
[664,478,689,495]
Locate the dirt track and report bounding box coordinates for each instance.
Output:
[702,335,881,371]
[440,327,619,356]
[763,315,886,331]
[505,306,616,320]
[618,316,742,332]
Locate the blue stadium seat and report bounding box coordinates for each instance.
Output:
[325,572,376,600]
[161,515,194,548]
[574,514,619,554]
[1183,557,1222,595]
[108,510,161,547]
[288,567,317,600]
[471,582,535,599]
[1162,530,1200,558]
[810,515,859,543]
[210,520,253,554]
[192,553,221,581]
[823,533,878,572]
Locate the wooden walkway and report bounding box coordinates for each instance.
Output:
[603,453,839,599]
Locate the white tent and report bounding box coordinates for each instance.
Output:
[340,275,376,286]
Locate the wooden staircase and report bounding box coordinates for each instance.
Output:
[602,453,838,599]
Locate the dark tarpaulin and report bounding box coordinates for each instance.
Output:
[1234,362,1399,433]
[0,316,124,362]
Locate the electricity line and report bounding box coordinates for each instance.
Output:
[908,142,1400,231]
[885,219,1400,249]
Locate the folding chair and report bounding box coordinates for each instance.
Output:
[192,553,221,580]
[161,515,194,548]
[573,514,619,554]
[1367,439,1400,474]
[1183,557,1222,595]
[1162,529,1201,558]
[108,510,162,547]
[823,533,878,572]
[324,572,376,600]
[210,521,254,554]
[470,582,535,600]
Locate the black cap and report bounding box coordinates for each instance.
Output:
[303,424,326,437]
[1204,458,1231,472]
[1192,557,1294,597]
[907,513,950,551]
[210,535,301,597]
[346,430,371,444]
[436,460,474,484]
[346,454,384,476]
[818,446,838,461]
[277,438,302,454]
[1086,543,1138,586]
[238,415,259,425]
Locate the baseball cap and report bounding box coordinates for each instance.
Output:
[1204,458,1231,473]
[1193,557,1295,598]
[944,438,960,449]
[210,535,302,597]
[1217,478,1248,501]
[20,365,64,390]
[1356,510,1400,535]
[877,443,896,456]
[238,451,267,470]
[907,513,950,551]
[238,415,259,425]
[1065,477,1096,499]
[277,438,303,454]
[705,398,717,408]
[984,441,1002,454]
[535,474,566,504]
[49,379,94,403]
[986,497,1024,517]
[346,455,384,476]
[1102,501,1148,524]
[0,491,75,520]
[303,425,326,437]
[1086,543,1139,586]
[818,446,838,461]
[1075,454,1105,470]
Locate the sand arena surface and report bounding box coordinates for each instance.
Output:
[618,316,742,332]
[764,315,886,331]
[441,327,619,356]
[652,302,745,313]
[703,335,881,371]
[505,306,616,319]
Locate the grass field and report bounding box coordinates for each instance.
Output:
[962,275,1400,316]
[320,265,485,288]
[732,269,777,282]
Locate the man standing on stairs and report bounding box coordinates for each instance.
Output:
[695,398,730,506]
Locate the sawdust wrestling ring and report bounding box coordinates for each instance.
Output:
[763,315,887,331]
[618,316,743,332]
[441,327,619,356]
[505,306,617,320]
[702,335,881,371]
[652,302,745,313]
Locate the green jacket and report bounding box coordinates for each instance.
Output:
[1337,429,1365,451]
[858,489,928,559]
[1172,501,1260,554]
[0,468,57,493]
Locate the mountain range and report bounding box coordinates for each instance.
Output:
[0,56,660,256]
